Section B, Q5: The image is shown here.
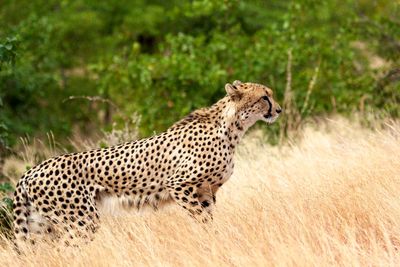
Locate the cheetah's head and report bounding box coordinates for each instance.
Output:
[225,80,282,127]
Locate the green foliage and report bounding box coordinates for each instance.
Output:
[0,36,19,152]
[0,36,19,67]
[0,0,399,145]
[0,182,14,193]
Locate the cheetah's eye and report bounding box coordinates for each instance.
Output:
[262,96,269,101]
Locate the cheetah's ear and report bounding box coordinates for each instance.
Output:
[233,80,242,86]
[225,83,242,101]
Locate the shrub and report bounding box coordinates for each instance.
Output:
[0,0,399,146]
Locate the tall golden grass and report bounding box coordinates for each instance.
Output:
[1,117,400,266]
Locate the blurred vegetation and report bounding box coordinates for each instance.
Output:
[0,182,13,239]
[0,0,399,153]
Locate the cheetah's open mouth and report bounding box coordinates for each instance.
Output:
[263,114,278,124]
[264,113,272,119]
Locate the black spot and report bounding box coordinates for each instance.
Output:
[201,201,210,207]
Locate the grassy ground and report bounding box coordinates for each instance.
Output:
[1,117,400,266]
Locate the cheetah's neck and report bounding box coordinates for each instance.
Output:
[170,96,253,148]
[210,97,251,147]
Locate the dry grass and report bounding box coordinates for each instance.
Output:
[1,117,400,266]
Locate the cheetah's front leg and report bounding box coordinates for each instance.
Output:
[197,186,219,219]
[167,176,212,223]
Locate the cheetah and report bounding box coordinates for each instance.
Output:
[12,80,281,244]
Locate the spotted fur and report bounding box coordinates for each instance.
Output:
[13,81,281,244]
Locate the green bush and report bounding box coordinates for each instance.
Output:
[0,0,399,148]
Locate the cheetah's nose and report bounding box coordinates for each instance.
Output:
[276,108,282,114]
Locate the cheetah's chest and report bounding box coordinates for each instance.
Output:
[221,160,235,183]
